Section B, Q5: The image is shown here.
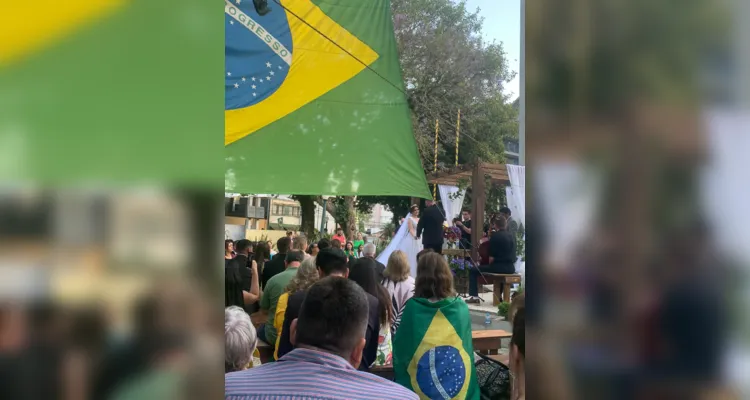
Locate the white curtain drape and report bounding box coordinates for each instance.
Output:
[438,185,466,222]
[506,164,526,228]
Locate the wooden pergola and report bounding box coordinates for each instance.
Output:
[412,162,510,262]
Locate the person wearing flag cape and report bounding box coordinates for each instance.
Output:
[393,252,479,399]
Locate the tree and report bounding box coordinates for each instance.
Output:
[392,0,517,169]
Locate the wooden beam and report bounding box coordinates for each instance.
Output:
[471,162,486,263]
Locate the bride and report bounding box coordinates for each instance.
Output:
[377,205,423,277]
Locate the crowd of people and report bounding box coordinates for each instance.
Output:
[224,231,526,399]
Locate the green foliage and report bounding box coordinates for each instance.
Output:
[497,302,511,318]
[381,221,396,239]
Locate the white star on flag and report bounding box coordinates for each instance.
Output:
[230,20,234,25]
[266,62,272,68]
[227,72,232,76]
[270,71,275,76]
[266,76,270,81]
[252,93,257,96]
[278,66,282,70]
[241,77,246,82]
[251,85,256,89]
[235,0,241,4]
[233,83,239,88]
[252,77,256,81]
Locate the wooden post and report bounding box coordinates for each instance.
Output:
[471,162,486,264]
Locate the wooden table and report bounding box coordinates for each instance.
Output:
[472,329,511,355]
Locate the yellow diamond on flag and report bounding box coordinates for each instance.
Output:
[0,0,126,67]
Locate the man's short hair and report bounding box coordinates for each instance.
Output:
[224,306,257,373]
[461,208,471,214]
[362,243,376,257]
[296,277,369,357]
[276,237,292,253]
[315,248,349,276]
[285,250,306,264]
[293,235,308,252]
[286,231,293,236]
[318,238,331,250]
[499,207,512,216]
[235,239,252,253]
[331,239,342,249]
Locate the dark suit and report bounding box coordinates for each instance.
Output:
[417,204,445,253]
[261,252,286,289]
[352,256,385,280]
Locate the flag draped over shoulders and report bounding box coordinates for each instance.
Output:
[393,296,479,400]
[224,0,430,197]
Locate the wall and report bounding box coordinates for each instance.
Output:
[244,229,288,242]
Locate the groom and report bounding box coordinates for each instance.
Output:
[417,200,446,254]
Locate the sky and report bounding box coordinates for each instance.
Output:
[464,0,520,100]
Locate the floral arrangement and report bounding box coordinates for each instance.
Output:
[448,257,470,278]
[443,225,461,246]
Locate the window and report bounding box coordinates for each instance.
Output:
[283,206,293,216]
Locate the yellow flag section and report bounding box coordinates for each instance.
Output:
[224,0,379,145]
[408,309,472,400]
[0,0,126,66]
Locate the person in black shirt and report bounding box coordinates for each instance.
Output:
[456,209,473,250]
[226,239,260,311]
[467,217,516,302]
[261,236,291,288]
[276,248,380,371]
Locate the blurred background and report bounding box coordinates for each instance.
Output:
[0,0,224,399]
[526,0,748,398]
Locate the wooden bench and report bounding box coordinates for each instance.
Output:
[256,339,274,363]
[483,273,522,305]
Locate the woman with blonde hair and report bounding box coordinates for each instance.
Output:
[381,250,415,335]
[272,256,319,358]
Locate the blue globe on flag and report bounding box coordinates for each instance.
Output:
[415,345,466,399]
[225,0,293,109]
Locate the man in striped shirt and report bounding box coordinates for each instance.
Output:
[225,277,417,400]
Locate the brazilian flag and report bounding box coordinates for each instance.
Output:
[225,0,430,197]
[394,297,479,400]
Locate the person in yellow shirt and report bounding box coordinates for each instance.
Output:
[273,255,320,358]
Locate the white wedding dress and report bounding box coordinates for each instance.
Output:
[376,214,424,278]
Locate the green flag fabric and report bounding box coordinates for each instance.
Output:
[0,0,223,185]
[224,0,430,197]
[393,296,479,400]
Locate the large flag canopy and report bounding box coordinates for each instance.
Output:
[225,0,430,197]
